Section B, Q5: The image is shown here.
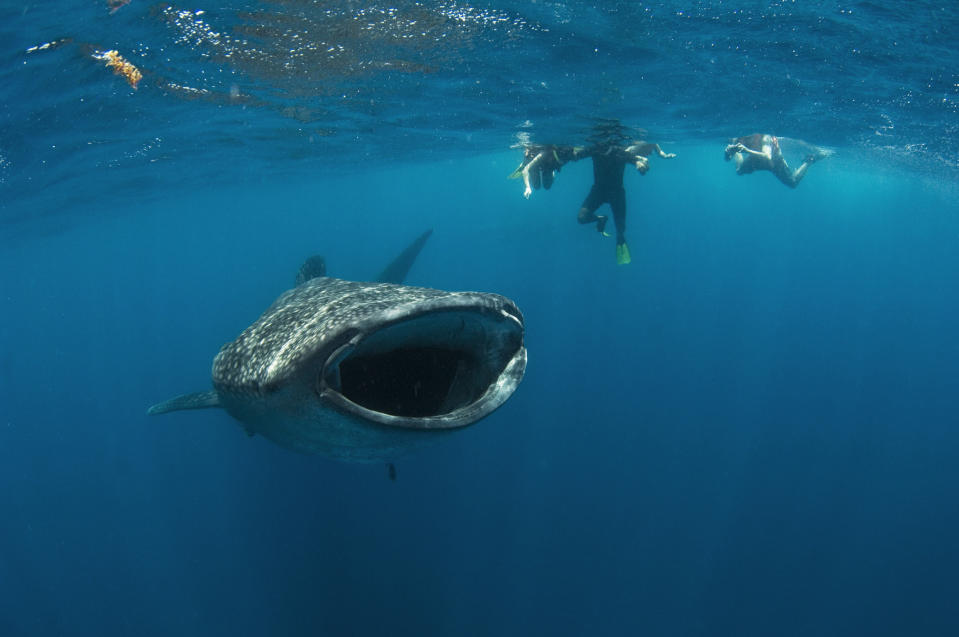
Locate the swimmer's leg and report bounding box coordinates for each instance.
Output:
[577,187,609,236]
[530,167,542,190]
[542,169,555,190]
[610,187,627,245]
[611,188,630,264]
[772,157,804,188]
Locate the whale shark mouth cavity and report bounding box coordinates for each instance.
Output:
[321,307,525,428]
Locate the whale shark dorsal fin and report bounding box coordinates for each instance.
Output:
[375,229,432,284]
[294,255,327,286]
[147,391,221,415]
[293,229,432,287]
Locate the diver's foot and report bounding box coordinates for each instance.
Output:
[596,215,610,237]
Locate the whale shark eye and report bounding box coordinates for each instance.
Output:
[325,309,522,419]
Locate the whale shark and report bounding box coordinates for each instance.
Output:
[148,231,527,462]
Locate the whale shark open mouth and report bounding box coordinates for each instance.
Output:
[320,306,525,428]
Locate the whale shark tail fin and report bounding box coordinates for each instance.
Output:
[375,228,433,284]
[147,390,221,415]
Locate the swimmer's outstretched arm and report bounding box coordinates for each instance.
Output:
[625,142,677,159]
[521,152,546,199]
[728,143,771,159]
[654,144,677,159]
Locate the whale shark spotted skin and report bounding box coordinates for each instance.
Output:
[148,233,526,462]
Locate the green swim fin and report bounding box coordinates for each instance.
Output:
[507,162,525,179]
[616,242,631,265]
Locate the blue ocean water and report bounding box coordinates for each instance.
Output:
[2,2,958,636]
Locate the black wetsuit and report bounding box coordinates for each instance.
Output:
[577,148,637,243]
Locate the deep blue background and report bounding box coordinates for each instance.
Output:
[2,145,958,636]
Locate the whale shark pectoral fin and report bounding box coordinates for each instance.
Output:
[147,390,222,415]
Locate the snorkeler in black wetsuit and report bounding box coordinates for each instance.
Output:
[724,133,821,188]
[573,143,650,265]
[509,130,676,264]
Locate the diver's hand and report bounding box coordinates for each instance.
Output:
[724,143,744,161]
[523,185,532,199]
[663,152,677,159]
[635,157,649,174]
